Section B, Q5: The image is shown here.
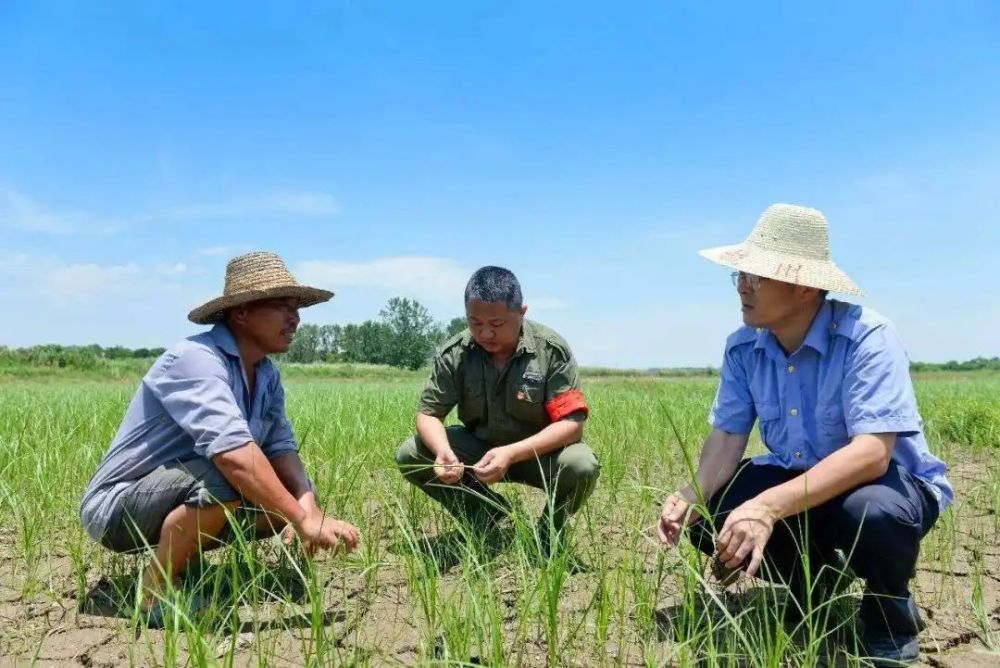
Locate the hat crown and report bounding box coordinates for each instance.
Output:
[746,203,831,261]
[222,251,299,296]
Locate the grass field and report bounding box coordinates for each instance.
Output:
[1,371,998,667]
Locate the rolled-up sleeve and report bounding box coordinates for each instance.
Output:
[709,346,756,434]
[148,347,253,459]
[843,325,921,437]
[418,352,459,418]
[261,373,298,459]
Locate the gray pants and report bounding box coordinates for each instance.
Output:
[395,426,600,529]
[100,457,262,553]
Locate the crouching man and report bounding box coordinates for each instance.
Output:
[80,251,360,623]
[657,204,951,666]
[396,266,600,556]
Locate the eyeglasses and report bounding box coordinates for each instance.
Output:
[730,271,763,291]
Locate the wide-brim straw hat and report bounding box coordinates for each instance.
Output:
[188,251,333,325]
[698,203,864,296]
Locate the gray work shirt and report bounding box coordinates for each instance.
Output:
[79,324,298,541]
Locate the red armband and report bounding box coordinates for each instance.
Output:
[545,389,589,422]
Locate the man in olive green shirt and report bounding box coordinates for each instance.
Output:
[396,266,599,549]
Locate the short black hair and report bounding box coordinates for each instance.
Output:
[464,266,523,309]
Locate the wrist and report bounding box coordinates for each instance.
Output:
[752,492,785,521]
[502,443,523,463]
[291,504,309,528]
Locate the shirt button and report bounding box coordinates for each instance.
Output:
[755,328,762,334]
[787,365,795,373]
[790,408,799,416]
[794,451,803,459]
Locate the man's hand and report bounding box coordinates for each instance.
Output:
[716,498,778,576]
[472,446,514,485]
[658,491,701,548]
[287,505,360,555]
[433,448,464,484]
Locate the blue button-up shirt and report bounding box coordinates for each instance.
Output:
[709,299,953,511]
[80,324,298,540]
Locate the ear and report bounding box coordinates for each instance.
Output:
[519,305,528,317]
[797,285,823,304]
[228,305,247,326]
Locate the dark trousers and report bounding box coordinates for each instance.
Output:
[690,460,940,636]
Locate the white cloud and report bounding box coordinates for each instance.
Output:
[0,185,339,236]
[0,186,119,235]
[156,262,187,275]
[0,255,195,305]
[295,256,469,305]
[46,262,141,301]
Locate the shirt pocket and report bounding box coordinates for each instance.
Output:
[754,401,782,448]
[458,372,486,424]
[507,379,546,424]
[816,403,850,455]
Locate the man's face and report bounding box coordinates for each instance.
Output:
[466,300,527,356]
[735,273,810,328]
[230,297,301,354]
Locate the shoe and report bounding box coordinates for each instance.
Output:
[862,630,920,666]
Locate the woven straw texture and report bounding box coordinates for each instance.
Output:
[188,251,333,324]
[698,203,863,296]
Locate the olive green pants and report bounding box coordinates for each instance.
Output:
[396,425,600,529]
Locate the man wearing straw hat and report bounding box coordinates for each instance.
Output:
[656,204,951,665]
[396,266,599,560]
[80,251,360,624]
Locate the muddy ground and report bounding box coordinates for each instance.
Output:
[1,455,997,667]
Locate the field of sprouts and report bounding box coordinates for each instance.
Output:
[1,371,998,667]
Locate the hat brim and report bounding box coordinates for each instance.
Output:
[698,242,864,296]
[188,285,334,325]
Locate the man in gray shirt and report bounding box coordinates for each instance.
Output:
[80,251,359,622]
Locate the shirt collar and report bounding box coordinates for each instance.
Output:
[515,320,537,355]
[209,323,241,359]
[801,299,832,356]
[754,300,832,359]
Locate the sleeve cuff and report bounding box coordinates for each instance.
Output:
[262,441,299,459]
[202,427,254,459]
[848,417,921,437]
[418,404,451,418]
[710,413,754,435]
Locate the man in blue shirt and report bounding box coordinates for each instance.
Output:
[80,251,360,624]
[657,204,951,666]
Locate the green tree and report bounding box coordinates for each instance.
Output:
[444,316,467,338]
[284,323,323,363]
[340,321,393,364]
[378,297,441,370]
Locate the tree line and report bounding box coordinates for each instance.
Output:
[0,298,464,372]
[3,299,998,373]
[278,297,465,369]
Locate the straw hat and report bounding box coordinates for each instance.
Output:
[188,251,333,325]
[698,203,864,296]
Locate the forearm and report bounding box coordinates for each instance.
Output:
[684,429,748,503]
[507,417,584,464]
[269,451,314,501]
[213,442,306,524]
[416,412,452,457]
[756,433,894,519]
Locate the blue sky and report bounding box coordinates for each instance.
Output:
[2,1,997,367]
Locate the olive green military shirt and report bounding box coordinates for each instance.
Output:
[418,320,588,446]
